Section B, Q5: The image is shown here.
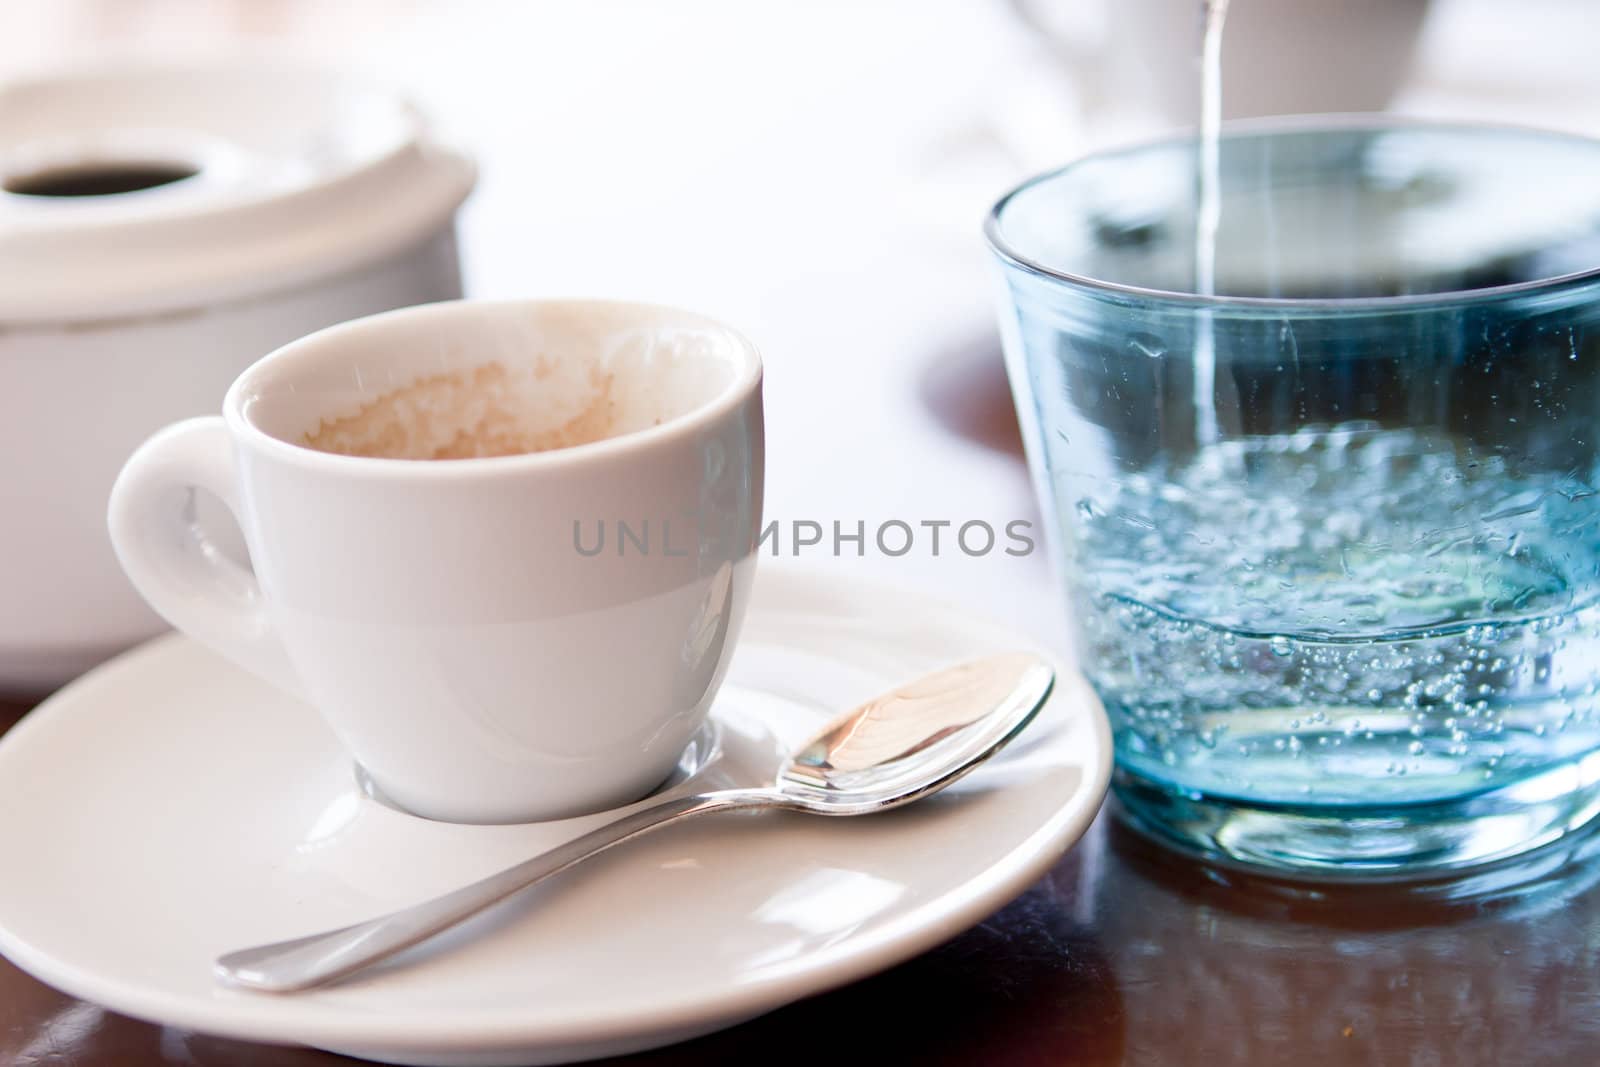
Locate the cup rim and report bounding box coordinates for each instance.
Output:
[222,297,762,477]
[984,113,1600,312]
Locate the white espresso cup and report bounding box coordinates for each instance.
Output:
[108,299,764,824]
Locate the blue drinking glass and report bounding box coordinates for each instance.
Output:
[987,120,1600,876]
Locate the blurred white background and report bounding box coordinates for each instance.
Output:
[7,0,1600,646]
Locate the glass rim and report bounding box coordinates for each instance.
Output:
[984,113,1600,313]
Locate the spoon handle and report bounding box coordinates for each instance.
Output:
[215,789,773,992]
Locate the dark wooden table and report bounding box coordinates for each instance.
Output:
[5,686,1600,1067]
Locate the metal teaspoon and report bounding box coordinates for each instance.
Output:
[216,652,1055,992]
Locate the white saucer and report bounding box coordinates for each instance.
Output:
[0,569,1110,1066]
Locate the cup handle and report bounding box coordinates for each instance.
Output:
[108,416,303,698]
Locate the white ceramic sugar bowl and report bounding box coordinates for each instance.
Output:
[0,60,475,691]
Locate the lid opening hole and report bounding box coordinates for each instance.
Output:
[3,161,199,198]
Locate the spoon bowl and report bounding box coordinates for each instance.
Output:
[777,652,1054,812]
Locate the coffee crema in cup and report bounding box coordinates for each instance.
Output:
[302,360,644,460]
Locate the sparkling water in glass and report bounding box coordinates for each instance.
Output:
[989,122,1600,875]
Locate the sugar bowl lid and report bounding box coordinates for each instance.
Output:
[0,59,476,325]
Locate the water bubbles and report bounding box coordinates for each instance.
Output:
[1072,424,1600,807]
